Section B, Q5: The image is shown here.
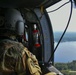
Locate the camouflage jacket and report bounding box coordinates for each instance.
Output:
[0,39,41,75]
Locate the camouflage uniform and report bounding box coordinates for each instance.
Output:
[0,39,42,75]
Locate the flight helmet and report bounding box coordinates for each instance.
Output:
[0,8,24,36]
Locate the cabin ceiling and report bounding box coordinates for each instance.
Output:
[0,0,61,8]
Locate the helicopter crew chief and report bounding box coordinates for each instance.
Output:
[0,8,56,75]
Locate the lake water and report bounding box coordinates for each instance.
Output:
[54,41,76,63]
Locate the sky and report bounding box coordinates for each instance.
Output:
[46,0,76,32]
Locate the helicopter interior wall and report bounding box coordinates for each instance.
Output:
[18,8,43,62]
[13,8,54,64]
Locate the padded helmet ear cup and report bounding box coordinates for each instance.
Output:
[16,21,24,35]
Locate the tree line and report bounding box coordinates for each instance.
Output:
[55,60,76,75]
[55,60,76,71]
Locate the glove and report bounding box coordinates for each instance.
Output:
[44,72,57,75]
